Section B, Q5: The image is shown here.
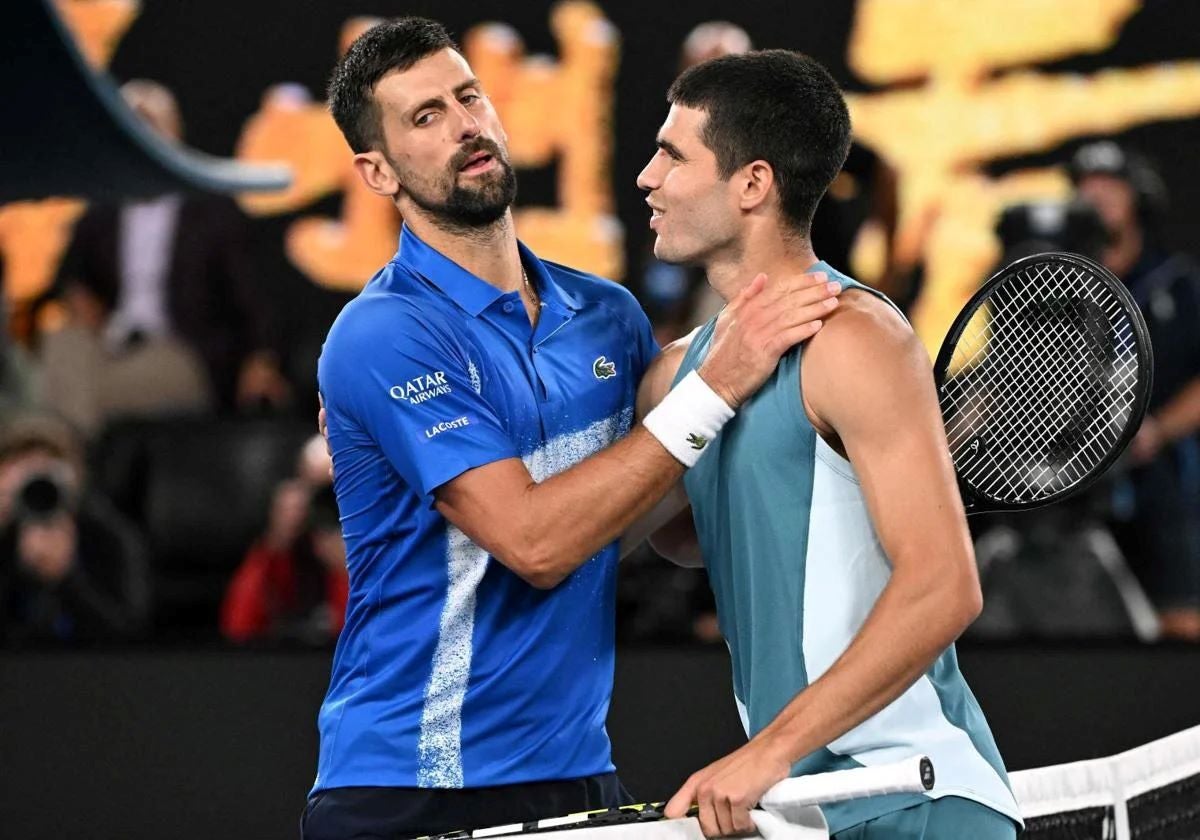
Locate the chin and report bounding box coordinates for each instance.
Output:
[654,239,702,267]
[653,236,679,264]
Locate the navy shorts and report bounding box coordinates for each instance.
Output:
[301,772,632,840]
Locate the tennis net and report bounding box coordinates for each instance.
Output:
[1012,723,1200,839]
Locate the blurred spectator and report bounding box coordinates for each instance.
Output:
[0,413,149,644]
[809,142,902,305]
[967,198,1159,641]
[0,288,39,422]
[679,21,752,67]
[993,199,1110,263]
[38,79,288,437]
[220,435,346,644]
[1072,141,1200,640]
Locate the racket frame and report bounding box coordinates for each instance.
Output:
[932,251,1154,514]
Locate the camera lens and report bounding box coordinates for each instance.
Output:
[15,475,64,521]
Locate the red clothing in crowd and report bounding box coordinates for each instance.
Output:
[220,542,348,642]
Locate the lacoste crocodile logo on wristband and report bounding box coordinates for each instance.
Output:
[687,433,708,451]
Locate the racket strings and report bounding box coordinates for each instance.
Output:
[945,274,1109,460]
[951,288,1122,497]
[940,261,1142,505]
[947,269,1131,499]
[962,296,1116,483]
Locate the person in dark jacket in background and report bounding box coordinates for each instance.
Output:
[1073,141,1200,640]
[0,413,149,644]
[41,79,288,436]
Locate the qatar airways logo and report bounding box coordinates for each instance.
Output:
[426,416,471,438]
[390,371,452,405]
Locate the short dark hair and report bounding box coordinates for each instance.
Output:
[667,50,851,236]
[328,17,458,154]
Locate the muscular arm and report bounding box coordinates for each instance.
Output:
[436,274,838,589]
[752,293,981,766]
[618,336,703,567]
[435,426,686,588]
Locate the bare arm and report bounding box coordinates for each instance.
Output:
[1131,375,1200,463]
[436,426,685,588]
[665,293,980,833]
[618,336,702,566]
[755,294,981,764]
[1155,377,1200,441]
[436,273,840,589]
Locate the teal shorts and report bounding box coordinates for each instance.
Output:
[832,796,1018,840]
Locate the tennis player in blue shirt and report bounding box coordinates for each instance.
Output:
[304,18,841,840]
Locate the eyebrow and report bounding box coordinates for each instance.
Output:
[656,136,686,161]
[407,78,482,121]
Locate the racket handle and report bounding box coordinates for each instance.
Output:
[759,756,934,811]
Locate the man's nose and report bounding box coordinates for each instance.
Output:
[451,103,481,142]
[636,157,660,191]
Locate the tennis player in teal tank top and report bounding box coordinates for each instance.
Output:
[632,51,1023,838]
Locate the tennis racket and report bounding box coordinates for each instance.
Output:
[934,251,1153,515]
[414,755,934,838]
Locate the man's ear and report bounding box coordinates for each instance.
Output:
[737,160,775,212]
[352,150,401,198]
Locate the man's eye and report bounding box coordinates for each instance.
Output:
[461,93,481,105]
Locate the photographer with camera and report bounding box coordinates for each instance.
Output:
[220,435,348,645]
[1071,141,1200,641]
[0,414,150,645]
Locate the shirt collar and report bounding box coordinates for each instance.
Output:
[394,224,581,317]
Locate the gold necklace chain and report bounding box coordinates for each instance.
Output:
[522,265,542,307]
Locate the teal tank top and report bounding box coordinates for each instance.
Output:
[674,262,1021,833]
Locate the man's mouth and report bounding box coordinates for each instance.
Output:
[459,151,496,175]
[647,200,664,228]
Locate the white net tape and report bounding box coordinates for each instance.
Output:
[1012,723,1200,840]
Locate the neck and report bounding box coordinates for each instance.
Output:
[401,205,524,293]
[705,223,819,302]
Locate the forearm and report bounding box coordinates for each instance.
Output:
[522,427,684,581]
[1153,377,1200,442]
[437,273,841,588]
[754,567,979,764]
[440,426,686,588]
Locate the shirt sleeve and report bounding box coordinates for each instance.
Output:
[634,308,661,376]
[607,282,660,380]
[323,306,520,498]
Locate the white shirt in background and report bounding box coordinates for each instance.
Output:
[107,194,182,349]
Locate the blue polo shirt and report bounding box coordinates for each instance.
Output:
[313,226,658,792]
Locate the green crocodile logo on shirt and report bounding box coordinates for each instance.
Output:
[593,356,617,380]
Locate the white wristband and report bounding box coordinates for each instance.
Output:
[643,371,735,468]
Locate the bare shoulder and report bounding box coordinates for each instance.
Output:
[636,327,701,418]
[804,289,924,373]
[801,289,933,432]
